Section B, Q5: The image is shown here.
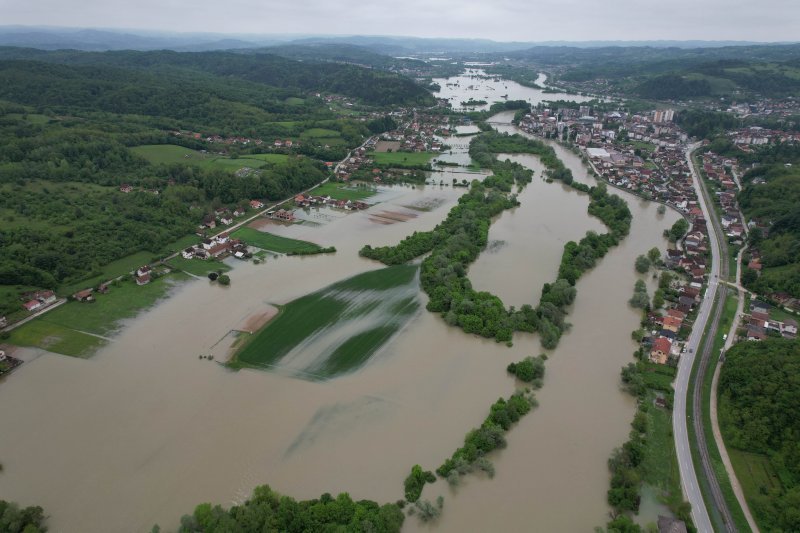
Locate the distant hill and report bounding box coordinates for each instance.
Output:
[262,43,427,70]
[0,26,280,51]
[499,44,800,99]
[0,26,784,55]
[0,47,435,107]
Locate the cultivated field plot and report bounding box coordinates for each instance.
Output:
[372,151,436,167]
[232,227,322,254]
[374,140,401,152]
[130,145,288,171]
[309,182,376,201]
[232,265,420,380]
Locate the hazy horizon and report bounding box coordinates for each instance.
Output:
[2,0,799,43]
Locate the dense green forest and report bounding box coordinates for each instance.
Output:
[736,144,800,297]
[0,47,435,107]
[173,484,404,532]
[718,338,800,531]
[501,44,800,99]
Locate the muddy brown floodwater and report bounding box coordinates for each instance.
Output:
[412,112,679,532]
[0,108,677,532]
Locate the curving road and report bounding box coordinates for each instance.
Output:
[672,142,718,533]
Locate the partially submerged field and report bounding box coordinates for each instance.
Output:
[231,227,322,254]
[7,273,189,357]
[231,265,420,379]
[308,182,376,201]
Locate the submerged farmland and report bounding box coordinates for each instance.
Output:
[232,265,420,379]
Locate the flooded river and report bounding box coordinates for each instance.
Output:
[0,82,676,532]
[433,69,595,112]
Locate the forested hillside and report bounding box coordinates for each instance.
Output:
[503,44,800,99]
[0,46,433,320]
[0,47,436,107]
[736,144,800,297]
[718,338,800,531]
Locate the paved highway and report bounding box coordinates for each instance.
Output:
[672,142,716,533]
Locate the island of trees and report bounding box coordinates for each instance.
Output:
[171,485,404,533]
[361,131,631,349]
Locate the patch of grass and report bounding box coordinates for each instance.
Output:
[641,393,684,509]
[41,273,189,337]
[301,128,340,138]
[768,305,799,324]
[372,151,435,167]
[7,113,50,125]
[231,227,321,254]
[131,145,282,172]
[161,234,203,255]
[640,363,677,391]
[241,153,289,164]
[7,320,106,358]
[232,265,419,379]
[167,257,231,277]
[309,182,376,201]
[285,97,305,105]
[60,251,155,296]
[728,449,782,500]
[131,144,208,165]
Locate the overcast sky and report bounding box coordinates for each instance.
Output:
[2,0,799,42]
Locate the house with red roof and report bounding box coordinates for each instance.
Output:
[650,337,673,365]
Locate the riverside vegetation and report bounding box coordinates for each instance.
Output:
[361,131,631,349]
[362,130,631,517]
[172,484,404,533]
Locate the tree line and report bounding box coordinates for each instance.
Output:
[172,484,404,533]
[718,338,800,532]
[361,131,631,349]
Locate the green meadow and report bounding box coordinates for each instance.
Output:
[131,145,289,170]
[231,227,322,254]
[309,182,376,201]
[9,273,189,357]
[232,265,420,380]
[372,151,435,167]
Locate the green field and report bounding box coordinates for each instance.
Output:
[309,182,376,201]
[39,273,189,337]
[7,320,106,358]
[300,128,340,138]
[240,153,290,163]
[7,113,50,125]
[8,273,189,357]
[232,265,420,379]
[167,257,232,277]
[729,449,783,502]
[372,151,436,167]
[231,227,322,254]
[130,145,288,171]
[641,393,684,510]
[60,250,156,296]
